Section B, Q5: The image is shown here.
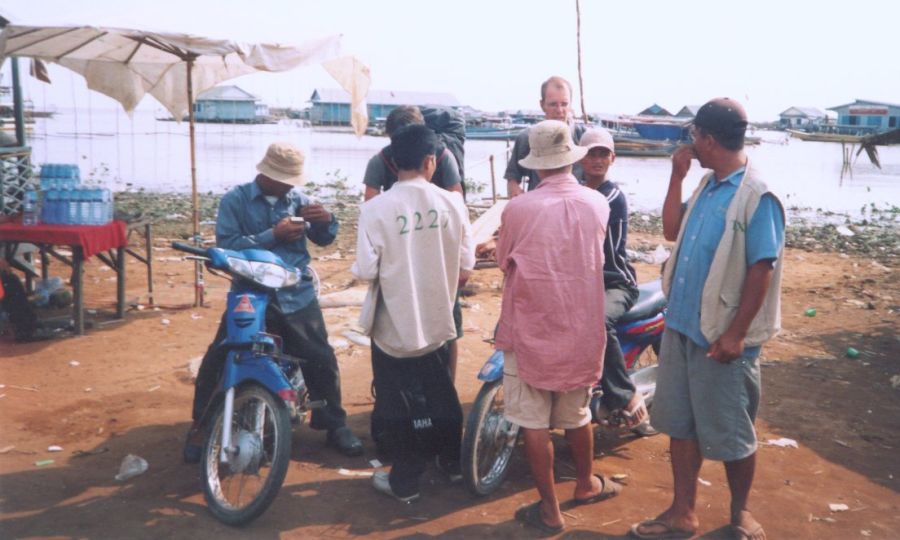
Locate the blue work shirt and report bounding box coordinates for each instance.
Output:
[666,168,785,349]
[215,180,338,314]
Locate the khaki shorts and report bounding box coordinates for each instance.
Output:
[502,351,592,430]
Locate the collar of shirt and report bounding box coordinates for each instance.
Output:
[713,167,746,186]
[248,180,293,203]
[534,172,579,188]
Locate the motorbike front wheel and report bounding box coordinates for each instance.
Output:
[461,379,520,496]
[201,384,292,526]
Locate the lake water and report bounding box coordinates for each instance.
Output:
[21,108,900,218]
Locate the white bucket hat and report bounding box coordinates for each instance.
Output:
[519,120,588,170]
[579,127,615,152]
[256,142,307,186]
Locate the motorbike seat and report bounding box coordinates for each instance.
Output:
[618,280,667,324]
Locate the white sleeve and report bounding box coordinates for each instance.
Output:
[351,210,380,281]
[455,195,476,271]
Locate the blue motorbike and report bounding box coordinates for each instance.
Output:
[460,280,667,496]
[173,242,317,525]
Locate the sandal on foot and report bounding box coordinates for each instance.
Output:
[732,523,765,540]
[514,501,564,535]
[573,474,622,505]
[629,518,695,539]
[619,395,650,429]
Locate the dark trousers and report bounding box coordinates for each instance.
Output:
[371,342,463,498]
[192,300,347,431]
[0,271,38,341]
[600,284,640,411]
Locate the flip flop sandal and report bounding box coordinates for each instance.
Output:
[732,523,765,540]
[573,474,622,505]
[514,501,564,535]
[629,518,696,539]
[619,395,650,429]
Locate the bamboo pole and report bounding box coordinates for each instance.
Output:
[186,57,204,307]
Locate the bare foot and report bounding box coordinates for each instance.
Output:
[731,510,766,540]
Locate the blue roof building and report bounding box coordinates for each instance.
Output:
[309,89,461,125]
[827,99,900,135]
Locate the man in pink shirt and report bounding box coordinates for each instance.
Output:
[495,120,621,534]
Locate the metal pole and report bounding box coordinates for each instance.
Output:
[11,58,26,147]
[186,57,204,307]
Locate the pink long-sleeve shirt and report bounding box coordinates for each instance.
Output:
[494,172,610,391]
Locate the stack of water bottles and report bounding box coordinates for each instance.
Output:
[38,164,114,226]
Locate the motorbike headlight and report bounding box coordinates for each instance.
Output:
[227,257,298,289]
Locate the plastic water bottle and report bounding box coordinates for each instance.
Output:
[42,188,58,224]
[67,186,80,225]
[91,188,104,225]
[78,187,91,225]
[23,183,39,226]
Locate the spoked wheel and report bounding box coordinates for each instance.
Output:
[202,384,292,526]
[461,380,520,496]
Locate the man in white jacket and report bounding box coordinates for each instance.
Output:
[352,124,475,502]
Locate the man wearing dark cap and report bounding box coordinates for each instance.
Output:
[630,98,783,540]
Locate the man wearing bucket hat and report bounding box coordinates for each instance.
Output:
[495,120,621,534]
[630,98,783,540]
[504,76,587,197]
[579,128,656,436]
[186,142,364,461]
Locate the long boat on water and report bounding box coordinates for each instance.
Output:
[786,129,864,143]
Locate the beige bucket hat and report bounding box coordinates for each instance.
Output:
[256,142,307,186]
[519,120,588,170]
[579,127,615,152]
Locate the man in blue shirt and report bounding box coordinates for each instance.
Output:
[631,99,783,540]
[185,143,363,461]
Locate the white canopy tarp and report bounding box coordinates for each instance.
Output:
[0,24,370,134]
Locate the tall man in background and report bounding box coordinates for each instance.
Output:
[504,76,587,197]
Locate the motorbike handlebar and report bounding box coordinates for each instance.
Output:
[171,241,208,257]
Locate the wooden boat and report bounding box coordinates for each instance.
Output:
[787,129,864,143]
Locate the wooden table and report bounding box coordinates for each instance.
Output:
[0,220,128,335]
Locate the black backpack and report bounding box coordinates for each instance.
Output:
[378,106,467,199]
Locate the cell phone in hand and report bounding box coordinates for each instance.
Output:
[289,216,305,224]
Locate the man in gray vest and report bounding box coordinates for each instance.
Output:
[631,98,783,540]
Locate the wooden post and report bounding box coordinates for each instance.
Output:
[489,154,497,203]
[575,0,588,122]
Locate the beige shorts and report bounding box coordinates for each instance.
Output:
[502,351,592,430]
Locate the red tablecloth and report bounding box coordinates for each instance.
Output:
[0,220,127,258]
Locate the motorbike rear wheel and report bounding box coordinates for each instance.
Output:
[201,384,292,526]
[461,379,520,497]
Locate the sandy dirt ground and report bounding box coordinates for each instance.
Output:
[1,227,898,539]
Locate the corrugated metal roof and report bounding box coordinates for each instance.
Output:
[827,99,900,111]
[197,85,259,102]
[311,88,460,107]
[779,106,826,118]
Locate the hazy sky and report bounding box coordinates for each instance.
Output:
[2,0,897,121]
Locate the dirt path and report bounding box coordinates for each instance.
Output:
[1,230,898,539]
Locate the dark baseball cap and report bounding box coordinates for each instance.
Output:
[692,97,748,138]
